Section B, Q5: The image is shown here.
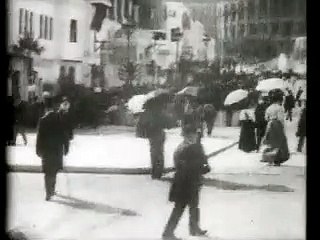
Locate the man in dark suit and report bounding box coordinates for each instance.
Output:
[36,97,70,201]
[255,97,269,152]
[284,90,295,121]
[296,105,306,152]
[162,124,210,240]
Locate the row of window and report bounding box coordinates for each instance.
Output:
[219,0,305,19]
[224,21,305,39]
[18,8,78,42]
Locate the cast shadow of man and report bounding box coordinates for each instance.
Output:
[51,194,139,217]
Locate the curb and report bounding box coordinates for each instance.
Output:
[7,141,238,175]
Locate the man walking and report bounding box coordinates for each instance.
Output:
[295,87,304,108]
[203,103,217,137]
[255,97,269,151]
[162,124,210,240]
[296,104,306,152]
[284,90,295,121]
[36,97,70,201]
[13,98,28,145]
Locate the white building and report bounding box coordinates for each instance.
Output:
[7,0,100,100]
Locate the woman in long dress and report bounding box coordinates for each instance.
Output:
[263,89,290,166]
[238,102,257,152]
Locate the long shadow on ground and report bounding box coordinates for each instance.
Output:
[51,194,140,216]
[160,177,294,192]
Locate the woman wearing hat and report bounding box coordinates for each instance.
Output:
[262,89,290,166]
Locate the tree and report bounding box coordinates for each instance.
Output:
[118,61,141,86]
[11,32,44,56]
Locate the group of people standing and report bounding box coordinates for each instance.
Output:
[238,88,306,166]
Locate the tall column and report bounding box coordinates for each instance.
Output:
[113,0,118,22]
[128,0,133,19]
[121,0,125,22]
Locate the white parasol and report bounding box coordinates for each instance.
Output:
[256,78,286,92]
[126,94,148,114]
[176,86,199,97]
[224,89,249,106]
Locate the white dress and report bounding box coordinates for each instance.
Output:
[265,103,285,126]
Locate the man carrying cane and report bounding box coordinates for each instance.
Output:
[36,96,70,201]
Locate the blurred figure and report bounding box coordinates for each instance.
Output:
[203,103,217,137]
[284,90,295,121]
[296,103,306,152]
[238,101,257,152]
[162,124,210,240]
[143,99,173,179]
[58,96,74,141]
[295,86,304,108]
[13,98,28,145]
[36,97,71,200]
[255,96,269,152]
[182,97,204,143]
[263,90,289,166]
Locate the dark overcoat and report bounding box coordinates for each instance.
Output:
[36,111,69,174]
[296,107,306,137]
[169,142,210,205]
[264,119,290,163]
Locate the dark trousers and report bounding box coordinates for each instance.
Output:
[285,108,293,121]
[149,134,165,179]
[44,171,58,198]
[13,124,27,145]
[256,125,266,151]
[163,192,202,236]
[205,119,214,136]
[297,136,305,152]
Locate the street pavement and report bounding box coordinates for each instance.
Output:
[7,126,239,173]
[7,173,305,240]
[6,111,306,240]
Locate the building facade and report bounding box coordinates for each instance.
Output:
[7,0,101,100]
[216,0,306,61]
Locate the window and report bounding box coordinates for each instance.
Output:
[40,15,43,38]
[248,0,255,19]
[49,18,53,40]
[30,12,33,35]
[249,24,257,35]
[44,16,48,39]
[282,21,293,36]
[19,8,24,34]
[238,2,244,19]
[25,10,29,33]
[271,22,279,35]
[259,0,267,16]
[239,24,245,37]
[70,19,77,42]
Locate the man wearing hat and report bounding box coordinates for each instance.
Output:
[36,96,70,200]
[162,123,210,240]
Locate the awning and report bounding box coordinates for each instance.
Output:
[89,0,112,7]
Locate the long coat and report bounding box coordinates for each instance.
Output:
[169,142,210,205]
[296,107,306,137]
[36,111,69,174]
[264,119,290,164]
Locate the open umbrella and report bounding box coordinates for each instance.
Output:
[224,89,249,106]
[126,94,147,114]
[143,88,171,109]
[256,78,285,92]
[176,86,199,97]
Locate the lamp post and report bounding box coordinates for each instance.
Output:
[202,33,210,67]
[122,19,136,60]
[121,19,136,86]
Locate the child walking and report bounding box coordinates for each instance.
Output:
[162,124,211,240]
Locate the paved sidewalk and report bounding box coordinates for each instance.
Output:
[7,127,239,174]
[7,173,305,240]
